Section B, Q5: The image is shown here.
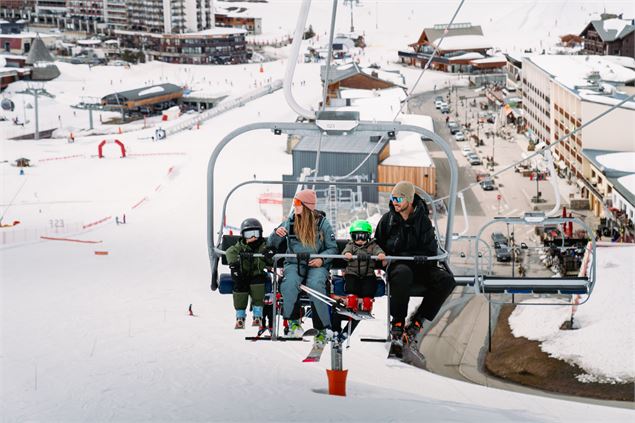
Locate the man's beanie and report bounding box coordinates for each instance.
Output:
[391,181,415,202]
[294,189,317,210]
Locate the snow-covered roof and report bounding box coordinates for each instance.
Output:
[339,86,406,101]
[580,90,635,110]
[596,152,635,173]
[138,86,165,97]
[191,27,248,36]
[526,55,635,106]
[448,52,484,61]
[381,132,434,167]
[588,18,635,42]
[77,39,102,46]
[0,32,58,39]
[431,34,492,51]
[397,113,434,135]
[617,174,635,198]
[470,55,506,65]
[600,55,635,70]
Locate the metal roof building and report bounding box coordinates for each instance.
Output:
[283,134,390,204]
[101,83,183,112]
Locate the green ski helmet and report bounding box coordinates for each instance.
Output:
[349,220,373,234]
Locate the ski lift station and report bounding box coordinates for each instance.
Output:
[283,112,436,204]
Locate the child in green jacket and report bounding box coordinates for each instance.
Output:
[225,218,270,329]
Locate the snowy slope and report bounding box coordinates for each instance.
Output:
[3,89,634,422]
[2,1,635,421]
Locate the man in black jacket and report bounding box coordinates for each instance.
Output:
[375,181,456,342]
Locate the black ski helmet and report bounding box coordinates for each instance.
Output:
[240,218,263,237]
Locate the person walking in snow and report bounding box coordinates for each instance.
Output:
[268,189,338,343]
[374,181,456,345]
[225,218,270,329]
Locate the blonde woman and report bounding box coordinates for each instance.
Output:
[268,189,337,343]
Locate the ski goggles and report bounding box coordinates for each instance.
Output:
[242,229,261,239]
[351,232,370,242]
[390,196,405,204]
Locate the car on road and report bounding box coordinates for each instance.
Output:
[448,121,459,134]
[491,232,508,246]
[466,153,482,165]
[480,179,496,190]
[435,100,443,109]
[454,131,465,141]
[494,244,512,262]
[440,104,450,114]
[435,96,443,103]
[461,146,473,156]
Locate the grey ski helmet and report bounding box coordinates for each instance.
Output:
[240,218,263,237]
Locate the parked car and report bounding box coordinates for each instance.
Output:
[440,104,450,114]
[480,179,496,191]
[494,244,512,262]
[435,100,443,109]
[491,232,508,246]
[467,153,482,165]
[448,122,459,134]
[435,96,443,103]
[461,146,473,156]
[454,131,465,141]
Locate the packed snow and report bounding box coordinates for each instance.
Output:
[596,151,635,173]
[509,245,635,384]
[2,1,635,421]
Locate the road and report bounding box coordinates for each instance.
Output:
[405,86,627,408]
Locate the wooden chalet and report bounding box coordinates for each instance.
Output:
[320,63,406,105]
[580,15,635,58]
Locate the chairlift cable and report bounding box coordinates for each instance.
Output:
[332,0,467,181]
[313,0,339,180]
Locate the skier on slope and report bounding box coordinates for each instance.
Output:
[374,181,456,352]
[267,189,338,345]
[225,218,271,330]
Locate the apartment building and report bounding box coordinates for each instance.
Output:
[125,0,212,34]
[522,55,635,182]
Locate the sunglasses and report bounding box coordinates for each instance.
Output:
[242,229,261,239]
[293,198,303,207]
[390,196,405,204]
[351,232,370,241]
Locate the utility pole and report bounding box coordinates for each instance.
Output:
[343,0,359,33]
[17,86,54,140]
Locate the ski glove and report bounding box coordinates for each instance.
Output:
[263,248,277,261]
[229,263,243,282]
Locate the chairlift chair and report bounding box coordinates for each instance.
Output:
[473,212,596,304]
[206,115,462,340]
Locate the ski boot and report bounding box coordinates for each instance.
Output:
[388,322,405,358]
[287,320,304,338]
[235,309,246,330]
[252,306,263,327]
[234,317,246,329]
[403,320,422,346]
